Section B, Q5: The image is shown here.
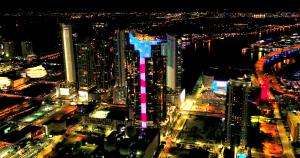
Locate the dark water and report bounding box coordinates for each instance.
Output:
[182,28,300,93]
[181,38,252,93]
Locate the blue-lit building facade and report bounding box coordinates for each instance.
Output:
[128,31,167,126]
[112,30,183,127]
[113,31,171,126]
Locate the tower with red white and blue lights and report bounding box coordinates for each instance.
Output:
[129,32,162,128]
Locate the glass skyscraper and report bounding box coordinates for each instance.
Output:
[75,43,96,89]
[225,79,251,146]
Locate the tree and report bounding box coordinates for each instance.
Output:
[104,141,117,152]
[125,126,137,138]
[119,141,130,156]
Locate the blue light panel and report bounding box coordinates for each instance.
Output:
[129,33,161,58]
[237,154,247,158]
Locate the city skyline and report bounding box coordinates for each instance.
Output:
[0,6,300,158]
[2,0,300,10]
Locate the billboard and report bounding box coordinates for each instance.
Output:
[78,90,89,102]
[59,88,70,96]
[212,80,228,95]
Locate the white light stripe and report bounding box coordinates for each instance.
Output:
[140,73,146,81]
[141,87,146,94]
[141,103,146,113]
[142,122,147,128]
[140,58,145,64]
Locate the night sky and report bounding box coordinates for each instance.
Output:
[1,0,300,11]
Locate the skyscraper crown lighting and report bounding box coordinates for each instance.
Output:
[129,33,161,58]
[129,32,161,128]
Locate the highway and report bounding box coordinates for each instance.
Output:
[255,44,300,100]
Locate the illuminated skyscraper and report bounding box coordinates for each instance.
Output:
[75,43,96,89]
[151,44,167,122]
[114,30,127,87]
[129,32,161,128]
[225,79,251,146]
[166,34,177,90]
[129,32,168,128]
[61,24,76,83]
[94,42,113,90]
[161,35,182,92]
[113,30,128,104]
[125,41,140,119]
[176,47,183,91]
[91,23,114,90]
[112,31,171,126]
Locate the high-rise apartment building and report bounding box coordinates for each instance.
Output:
[94,42,113,90]
[90,24,114,90]
[113,30,181,127]
[128,31,167,128]
[165,34,177,91]
[150,44,167,122]
[61,24,76,83]
[75,43,96,89]
[125,41,140,118]
[114,30,127,87]
[225,79,251,146]
[176,47,183,91]
[161,34,183,92]
[113,30,128,104]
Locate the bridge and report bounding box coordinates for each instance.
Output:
[255,44,300,100]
